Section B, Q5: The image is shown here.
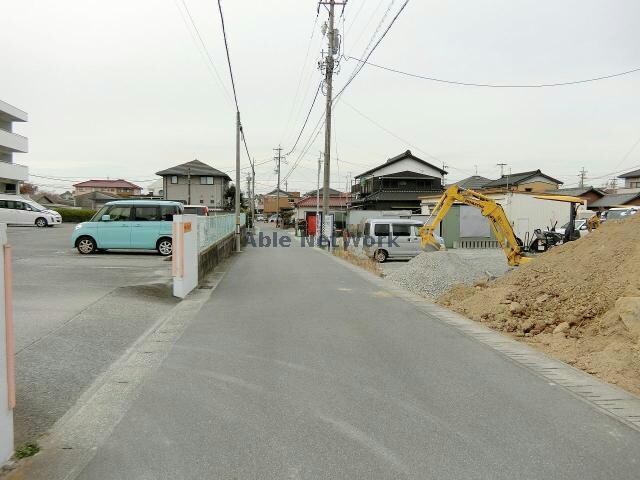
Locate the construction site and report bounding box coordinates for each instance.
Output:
[386,197,640,396]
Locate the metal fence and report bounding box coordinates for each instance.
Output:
[197,213,246,253]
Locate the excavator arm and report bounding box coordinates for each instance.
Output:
[418,185,531,266]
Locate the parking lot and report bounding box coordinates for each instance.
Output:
[8,224,178,444]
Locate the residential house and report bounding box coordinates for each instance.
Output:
[60,191,74,202]
[73,179,142,197]
[482,169,562,192]
[0,100,29,194]
[545,186,605,206]
[156,159,230,210]
[74,191,120,210]
[262,189,300,215]
[452,175,492,190]
[147,178,164,197]
[351,150,446,212]
[32,192,73,208]
[618,169,640,190]
[294,192,349,236]
[303,187,343,198]
[590,193,640,212]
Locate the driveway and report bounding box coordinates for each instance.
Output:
[8,224,178,444]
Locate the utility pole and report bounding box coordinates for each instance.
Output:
[187,166,192,204]
[246,172,254,228]
[285,180,288,193]
[274,146,282,228]
[578,167,587,188]
[319,0,344,235]
[497,163,507,178]
[235,112,241,252]
[316,152,322,238]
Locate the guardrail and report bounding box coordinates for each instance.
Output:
[198,213,246,253]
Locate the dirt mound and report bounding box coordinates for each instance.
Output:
[438,214,640,395]
[387,250,509,299]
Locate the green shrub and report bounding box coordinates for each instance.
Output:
[14,442,40,459]
[52,208,96,223]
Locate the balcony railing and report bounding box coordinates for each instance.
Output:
[0,129,28,153]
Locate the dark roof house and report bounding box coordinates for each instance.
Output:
[590,193,640,209]
[483,169,562,191]
[155,159,231,180]
[453,175,492,190]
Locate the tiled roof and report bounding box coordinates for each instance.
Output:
[454,175,492,190]
[551,186,605,197]
[295,194,349,207]
[155,159,231,180]
[590,193,640,208]
[73,179,142,189]
[619,168,640,179]
[484,169,562,188]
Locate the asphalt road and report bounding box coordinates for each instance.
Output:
[8,224,177,444]
[75,225,640,480]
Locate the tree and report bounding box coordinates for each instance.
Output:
[20,182,38,195]
[223,185,246,212]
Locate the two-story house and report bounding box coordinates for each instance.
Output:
[73,179,142,197]
[618,168,640,190]
[350,150,446,211]
[156,159,231,210]
[482,169,562,192]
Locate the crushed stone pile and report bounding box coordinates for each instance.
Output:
[438,213,640,395]
[386,250,510,299]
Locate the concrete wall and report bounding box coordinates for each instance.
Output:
[163,176,227,209]
[198,227,246,283]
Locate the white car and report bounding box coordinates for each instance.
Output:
[0,195,62,227]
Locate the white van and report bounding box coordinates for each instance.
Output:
[363,219,425,262]
[0,195,62,227]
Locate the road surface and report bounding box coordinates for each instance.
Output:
[64,225,640,478]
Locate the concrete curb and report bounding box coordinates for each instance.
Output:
[4,256,237,480]
[321,249,640,434]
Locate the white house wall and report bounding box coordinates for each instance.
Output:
[365,158,443,181]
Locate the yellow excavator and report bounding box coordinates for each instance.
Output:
[418,186,593,267]
[418,186,531,266]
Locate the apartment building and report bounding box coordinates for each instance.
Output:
[0,100,29,194]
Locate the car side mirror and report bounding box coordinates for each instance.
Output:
[580,225,587,230]
[101,214,111,221]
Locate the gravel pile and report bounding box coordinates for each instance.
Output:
[386,250,510,299]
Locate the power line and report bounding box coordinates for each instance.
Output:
[280,12,321,144]
[217,0,240,112]
[174,0,232,105]
[345,56,640,88]
[284,82,322,156]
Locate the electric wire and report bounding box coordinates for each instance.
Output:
[345,56,640,88]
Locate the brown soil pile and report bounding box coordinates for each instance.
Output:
[438,214,640,395]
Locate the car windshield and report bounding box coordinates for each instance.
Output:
[607,210,632,220]
[25,201,45,212]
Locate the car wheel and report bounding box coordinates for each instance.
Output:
[76,236,96,254]
[374,249,388,263]
[157,238,172,256]
[35,217,48,228]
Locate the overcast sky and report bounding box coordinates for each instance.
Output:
[2,0,640,193]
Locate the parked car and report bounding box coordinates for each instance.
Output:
[255,214,266,222]
[183,205,209,216]
[601,207,639,222]
[0,194,62,227]
[268,214,282,223]
[363,219,429,263]
[71,200,183,255]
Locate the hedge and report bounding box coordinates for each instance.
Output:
[52,208,97,223]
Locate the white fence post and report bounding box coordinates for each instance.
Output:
[0,224,14,463]
[172,214,199,299]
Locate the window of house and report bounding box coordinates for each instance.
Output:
[200,176,214,185]
[134,206,159,221]
[170,176,178,184]
[392,224,411,236]
[417,180,426,188]
[631,181,640,188]
[374,223,390,236]
[524,188,533,192]
[398,180,407,187]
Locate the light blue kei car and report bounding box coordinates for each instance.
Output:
[71,200,183,256]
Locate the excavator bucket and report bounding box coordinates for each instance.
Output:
[418,229,442,252]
